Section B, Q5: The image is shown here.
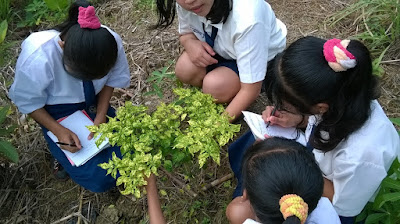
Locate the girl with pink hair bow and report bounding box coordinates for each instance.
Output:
[9,0,130,192]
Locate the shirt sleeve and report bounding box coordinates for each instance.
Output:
[9,60,52,114]
[176,4,193,35]
[330,158,387,216]
[234,23,270,84]
[105,32,130,88]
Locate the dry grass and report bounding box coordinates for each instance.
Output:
[0,0,398,223]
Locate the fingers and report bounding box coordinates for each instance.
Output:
[88,132,94,140]
[202,42,215,56]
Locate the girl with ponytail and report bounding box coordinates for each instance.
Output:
[260,36,400,222]
[9,0,130,192]
[226,137,340,224]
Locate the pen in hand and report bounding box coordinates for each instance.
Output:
[56,142,77,147]
[265,107,277,128]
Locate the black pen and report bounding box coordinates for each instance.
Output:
[56,142,77,147]
[265,107,277,128]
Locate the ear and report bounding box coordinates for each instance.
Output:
[58,40,65,49]
[311,103,329,114]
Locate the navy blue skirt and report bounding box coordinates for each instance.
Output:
[41,103,121,192]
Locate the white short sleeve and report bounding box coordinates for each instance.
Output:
[9,56,53,114]
[104,31,130,88]
[306,197,341,224]
[177,4,192,35]
[234,23,270,83]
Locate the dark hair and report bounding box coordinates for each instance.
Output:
[264,36,379,151]
[55,0,118,80]
[242,137,324,224]
[154,0,232,29]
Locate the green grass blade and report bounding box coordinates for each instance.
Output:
[0,140,18,163]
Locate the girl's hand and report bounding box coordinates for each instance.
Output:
[88,114,107,140]
[54,127,82,153]
[184,39,218,67]
[262,106,303,128]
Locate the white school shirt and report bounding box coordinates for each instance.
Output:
[306,100,400,217]
[242,197,341,224]
[177,0,287,84]
[9,26,130,114]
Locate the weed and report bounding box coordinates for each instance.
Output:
[0,0,11,21]
[18,0,69,28]
[0,105,18,163]
[144,60,176,98]
[329,0,400,76]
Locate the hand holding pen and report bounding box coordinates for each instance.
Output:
[54,127,82,153]
[262,106,306,128]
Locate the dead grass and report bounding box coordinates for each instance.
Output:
[0,0,398,223]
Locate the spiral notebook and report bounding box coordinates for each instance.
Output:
[47,110,110,167]
[242,111,306,146]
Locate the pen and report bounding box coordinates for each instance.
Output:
[265,107,277,128]
[56,142,77,147]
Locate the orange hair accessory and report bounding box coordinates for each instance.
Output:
[279,194,309,224]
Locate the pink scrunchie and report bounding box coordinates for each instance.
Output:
[78,6,101,29]
[323,39,356,72]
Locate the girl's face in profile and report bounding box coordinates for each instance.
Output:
[176,0,214,17]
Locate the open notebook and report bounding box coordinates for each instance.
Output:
[47,110,110,167]
[242,111,306,146]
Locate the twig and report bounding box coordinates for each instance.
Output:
[380,59,400,64]
[202,173,234,191]
[50,212,89,224]
[77,188,84,224]
[161,168,198,197]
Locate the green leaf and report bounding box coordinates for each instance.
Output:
[381,178,400,191]
[374,192,400,209]
[0,20,7,44]
[164,160,172,172]
[365,213,387,224]
[0,125,17,136]
[0,140,18,163]
[44,0,69,11]
[390,118,400,127]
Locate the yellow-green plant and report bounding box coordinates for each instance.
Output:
[0,105,18,163]
[88,88,240,197]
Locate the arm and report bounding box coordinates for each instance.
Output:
[323,178,334,202]
[145,174,166,224]
[88,85,114,139]
[29,108,82,152]
[226,82,262,121]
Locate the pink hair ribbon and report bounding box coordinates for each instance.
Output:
[323,39,356,72]
[78,6,101,29]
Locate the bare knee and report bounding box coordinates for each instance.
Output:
[203,68,240,103]
[175,52,206,86]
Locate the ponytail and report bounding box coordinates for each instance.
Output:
[54,0,91,37]
[154,0,176,29]
[282,216,302,224]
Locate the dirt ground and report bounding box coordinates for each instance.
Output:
[0,0,399,223]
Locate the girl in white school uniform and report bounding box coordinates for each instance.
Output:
[226,137,341,224]
[262,37,400,223]
[9,0,130,192]
[155,0,286,120]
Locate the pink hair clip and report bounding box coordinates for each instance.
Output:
[78,6,101,29]
[323,39,356,72]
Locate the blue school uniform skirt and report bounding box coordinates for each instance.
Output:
[41,103,121,193]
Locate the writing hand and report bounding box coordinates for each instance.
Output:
[261,106,303,128]
[55,127,82,153]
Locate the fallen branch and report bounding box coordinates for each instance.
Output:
[161,168,198,197]
[202,173,234,191]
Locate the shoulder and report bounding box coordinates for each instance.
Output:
[101,25,123,45]
[230,0,276,26]
[306,197,340,224]
[17,30,60,71]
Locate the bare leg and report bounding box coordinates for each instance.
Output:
[202,66,241,103]
[175,51,207,87]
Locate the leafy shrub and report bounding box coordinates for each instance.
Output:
[18,0,69,28]
[88,88,240,197]
[0,105,18,163]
